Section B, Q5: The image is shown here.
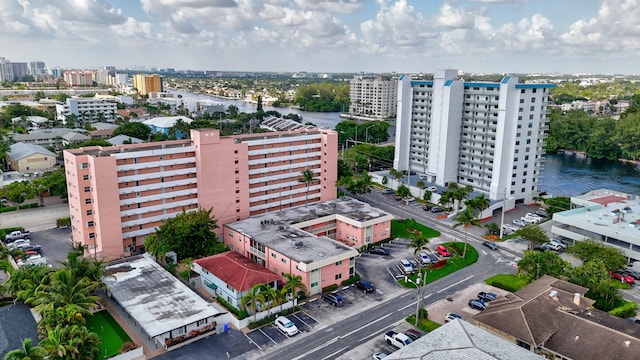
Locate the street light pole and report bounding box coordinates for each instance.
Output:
[405,270,428,327]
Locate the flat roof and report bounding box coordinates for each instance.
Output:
[103,254,221,338]
[554,189,640,239]
[226,197,388,264]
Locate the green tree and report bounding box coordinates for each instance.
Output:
[396,184,411,199]
[8,264,52,301]
[517,249,570,280]
[0,138,10,170]
[299,168,317,205]
[407,234,430,255]
[0,181,34,209]
[567,239,627,271]
[112,121,151,140]
[60,325,100,360]
[518,225,549,248]
[452,208,480,258]
[466,194,490,216]
[355,171,373,194]
[3,338,46,360]
[283,273,307,300]
[568,259,609,289]
[39,325,75,359]
[145,208,223,260]
[241,284,266,322]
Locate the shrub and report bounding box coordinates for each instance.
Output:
[322,284,338,293]
[486,274,529,292]
[609,300,638,318]
[56,217,71,228]
[248,314,276,329]
[216,296,248,320]
[341,274,360,287]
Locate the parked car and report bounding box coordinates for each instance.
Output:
[400,258,414,273]
[436,245,451,257]
[482,241,498,250]
[321,293,344,307]
[394,195,403,201]
[550,238,568,250]
[12,244,42,253]
[502,224,518,233]
[478,292,498,302]
[382,189,394,195]
[368,247,390,256]
[431,206,445,213]
[404,197,416,203]
[468,299,488,310]
[355,280,375,293]
[404,328,425,341]
[419,252,433,264]
[445,312,463,322]
[275,316,299,336]
[610,271,635,285]
[372,353,388,360]
[535,209,548,218]
[512,219,526,228]
[526,213,543,221]
[427,186,437,192]
[543,242,563,252]
[521,216,539,224]
[7,239,31,250]
[532,244,546,252]
[422,204,433,211]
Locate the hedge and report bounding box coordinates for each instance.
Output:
[216,296,248,320]
[57,217,71,228]
[609,300,638,318]
[341,274,360,287]
[0,203,39,213]
[247,306,301,329]
[322,284,338,293]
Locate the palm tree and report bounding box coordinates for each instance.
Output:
[30,269,99,321]
[452,208,480,258]
[0,138,10,171]
[467,194,490,217]
[358,171,373,194]
[407,234,430,255]
[3,338,46,360]
[39,325,73,359]
[299,168,316,205]
[283,273,307,302]
[259,284,280,316]
[63,325,100,360]
[241,284,266,322]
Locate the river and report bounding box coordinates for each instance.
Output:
[169,89,640,197]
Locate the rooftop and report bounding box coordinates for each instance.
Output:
[143,116,193,128]
[194,251,282,292]
[8,142,56,160]
[225,197,390,265]
[102,254,221,338]
[386,319,543,360]
[553,189,640,239]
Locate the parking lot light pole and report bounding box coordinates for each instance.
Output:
[405,270,428,327]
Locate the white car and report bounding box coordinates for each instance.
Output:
[404,197,416,202]
[521,216,539,224]
[550,238,567,250]
[373,353,389,360]
[502,224,518,233]
[526,213,543,221]
[8,239,31,250]
[275,316,299,336]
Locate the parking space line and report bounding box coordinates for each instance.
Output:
[321,347,347,360]
[260,328,278,345]
[303,311,323,326]
[293,313,311,328]
[436,275,475,294]
[244,333,262,350]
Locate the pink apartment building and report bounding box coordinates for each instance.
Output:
[63,128,338,260]
[223,197,393,295]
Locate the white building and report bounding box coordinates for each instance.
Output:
[349,75,398,119]
[394,69,555,203]
[552,189,640,262]
[57,97,118,124]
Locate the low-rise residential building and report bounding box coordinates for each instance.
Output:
[142,116,193,138]
[193,251,282,308]
[57,97,118,124]
[107,134,144,146]
[103,254,224,350]
[386,319,543,359]
[551,189,640,261]
[473,275,640,359]
[222,197,392,295]
[11,128,87,150]
[6,142,57,172]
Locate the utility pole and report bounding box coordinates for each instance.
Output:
[499,187,506,239]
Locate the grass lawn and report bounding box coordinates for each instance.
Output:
[399,242,478,288]
[86,310,131,359]
[391,218,440,239]
[485,273,530,292]
[405,315,441,332]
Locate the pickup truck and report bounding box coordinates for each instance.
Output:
[5,230,31,242]
[384,331,412,348]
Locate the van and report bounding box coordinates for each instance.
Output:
[275,316,299,336]
[321,293,344,307]
[400,259,414,274]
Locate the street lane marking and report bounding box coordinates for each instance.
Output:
[321,346,347,360]
[339,312,393,339]
[436,275,475,294]
[292,338,338,360]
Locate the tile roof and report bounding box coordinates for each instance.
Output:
[195,251,282,292]
[473,276,640,359]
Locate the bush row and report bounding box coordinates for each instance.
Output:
[0,203,39,213]
[216,296,249,320]
[247,306,301,330]
[609,300,638,318]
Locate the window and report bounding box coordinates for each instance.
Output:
[281,258,287,264]
[335,273,342,280]
[84,186,90,192]
[83,175,89,180]
[197,319,208,326]
[80,162,88,169]
[87,221,94,227]
[271,253,276,258]
[88,233,95,239]
[86,210,93,216]
[311,282,319,288]
[85,198,92,204]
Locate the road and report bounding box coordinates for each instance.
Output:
[250,191,514,360]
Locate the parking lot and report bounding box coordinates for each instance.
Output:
[245,311,318,349]
[13,227,73,268]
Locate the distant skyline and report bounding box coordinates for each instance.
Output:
[1,0,639,74]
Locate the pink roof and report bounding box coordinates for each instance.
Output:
[195,251,282,292]
[591,195,628,205]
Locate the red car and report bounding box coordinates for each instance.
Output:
[610,271,635,285]
[436,245,451,257]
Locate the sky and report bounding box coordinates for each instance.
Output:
[1,0,639,74]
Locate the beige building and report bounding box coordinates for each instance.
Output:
[133,74,163,95]
[7,142,57,173]
[349,75,398,119]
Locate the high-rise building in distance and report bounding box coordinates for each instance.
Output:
[133,74,163,95]
[349,75,398,119]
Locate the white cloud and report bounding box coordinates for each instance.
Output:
[436,3,475,28]
[293,0,367,13]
